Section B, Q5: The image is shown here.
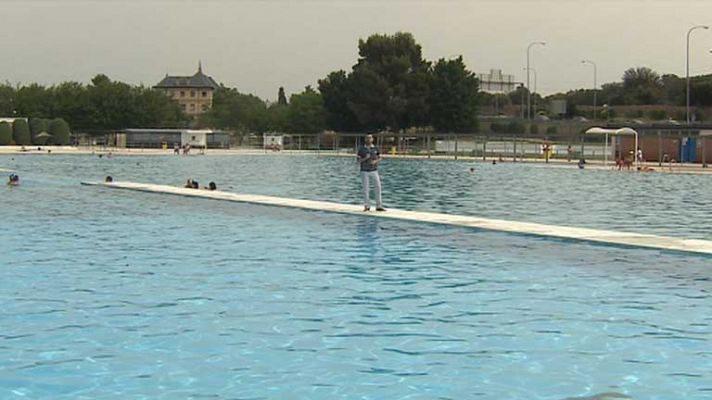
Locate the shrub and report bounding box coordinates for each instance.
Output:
[648,109,667,120]
[506,120,525,134]
[0,122,12,145]
[48,118,71,145]
[12,119,31,145]
[490,122,503,133]
[30,118,49,144]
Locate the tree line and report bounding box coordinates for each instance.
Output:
[201,32,480,134]
[481,66,712,120]
[550,67,712,108]
[0,74,186,133]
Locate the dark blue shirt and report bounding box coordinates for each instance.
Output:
[358,145,380,172]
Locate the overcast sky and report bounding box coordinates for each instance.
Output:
[2,0,712,100]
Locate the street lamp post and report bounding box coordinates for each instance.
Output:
[526,41,546,120]
[524,67,537,114]
[581,60,597,120]
[687,25,708,124]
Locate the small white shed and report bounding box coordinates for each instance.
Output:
[181,130,209,148]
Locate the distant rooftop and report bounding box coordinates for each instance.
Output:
[154,62,219,90]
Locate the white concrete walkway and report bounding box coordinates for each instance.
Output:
[81,181,712,256]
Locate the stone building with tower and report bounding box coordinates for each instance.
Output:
[154,63,219,118]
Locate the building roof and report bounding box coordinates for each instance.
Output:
[154,63,219,90]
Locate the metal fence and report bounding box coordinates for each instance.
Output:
[246,129,712,165]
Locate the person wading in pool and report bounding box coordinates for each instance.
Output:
[357,134,385,212]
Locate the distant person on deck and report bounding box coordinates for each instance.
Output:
[357,134,385,212]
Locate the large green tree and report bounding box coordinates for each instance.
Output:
[319,32,432,132]
[15,84,53,118]
[429,57,479,132]
[349,32,431,131]
[12,119,31,145]
[318,70,359,131]
[287,87,326,133]
[622,67,662,105]
[200,86,268,132]
[0,85,15,116]
[266,104,289,132]
[53,81,90,129]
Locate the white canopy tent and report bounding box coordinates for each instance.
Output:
[585,127,639,168]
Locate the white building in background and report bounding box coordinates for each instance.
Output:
[478,69,518,93]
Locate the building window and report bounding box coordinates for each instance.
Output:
[201,104,208,111]
[180,91,185,97]
[202,91,207,97]
[190,104,195,110]
[190,90,196,97]
[181,104,186,110]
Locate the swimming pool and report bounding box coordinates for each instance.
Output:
[1,154,710,399]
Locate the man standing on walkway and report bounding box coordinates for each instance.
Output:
[357,134,385,212]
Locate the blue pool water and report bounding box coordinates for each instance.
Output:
[1,154,710,399]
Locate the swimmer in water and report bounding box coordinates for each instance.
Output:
[7,174,19,186]
[105,176,113,182]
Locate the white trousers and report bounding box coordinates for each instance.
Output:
[361,171,382,208]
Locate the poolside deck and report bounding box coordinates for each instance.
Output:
[82,181,712,256]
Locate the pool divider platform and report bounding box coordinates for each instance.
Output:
[81,181,712,255]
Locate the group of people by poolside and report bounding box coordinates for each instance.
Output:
[174,143,192,155]
[613,147,655,172]
[184,179,217,191]
[173,143,204,155]
[102,175,217,190]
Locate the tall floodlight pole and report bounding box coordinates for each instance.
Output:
[527,41,546,120]
[687,25,708,124]
[581,60,597,120]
